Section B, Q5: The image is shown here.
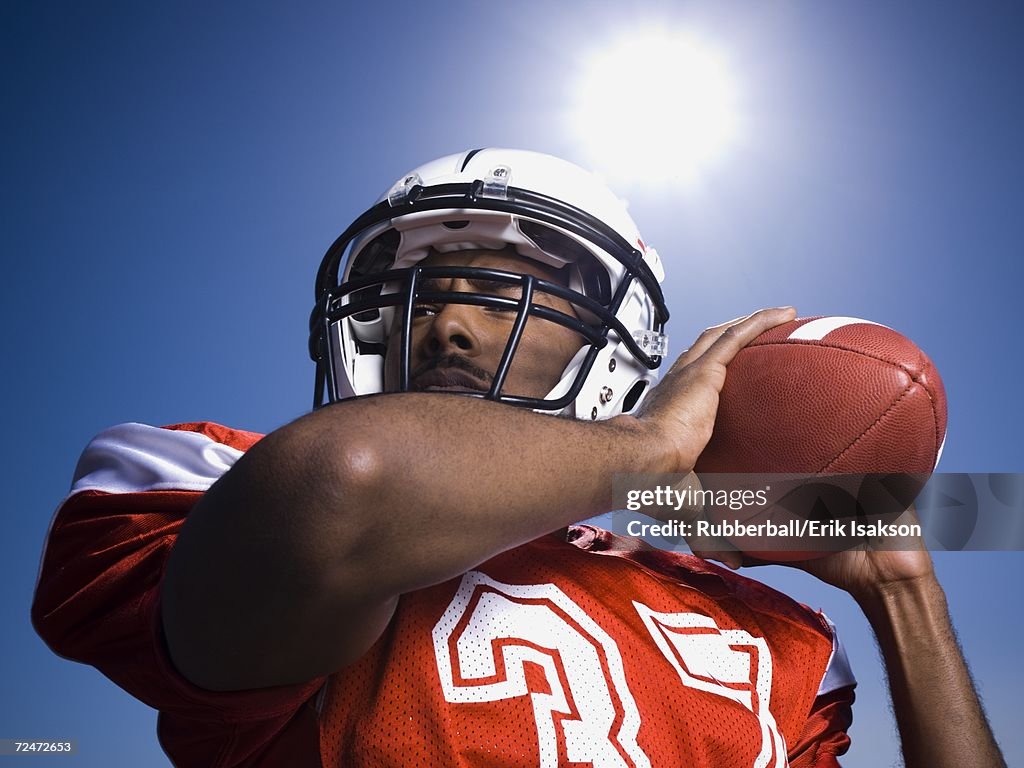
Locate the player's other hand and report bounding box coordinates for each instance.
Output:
[781,505,937,603]
[715,503,937,603]
[633,306,797,477]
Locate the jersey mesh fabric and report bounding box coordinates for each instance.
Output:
[318,527,852,767]
[33,422,854,767]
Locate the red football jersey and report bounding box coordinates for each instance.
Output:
[33,423,855,767]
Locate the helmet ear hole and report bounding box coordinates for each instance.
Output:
[351,285,383,323]
[622,380,649,413]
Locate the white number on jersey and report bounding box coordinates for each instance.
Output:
[432,571,651,768]
[633,602,787,768]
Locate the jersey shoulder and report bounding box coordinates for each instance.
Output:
[67,421,263,497]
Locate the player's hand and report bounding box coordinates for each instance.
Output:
[735,505,937,603]
[634,306,797,477]
[630,306,796,570]
[785,505,937,603]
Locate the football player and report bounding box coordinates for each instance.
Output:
[33,149,1004,767]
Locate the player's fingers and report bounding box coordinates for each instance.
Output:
[645,472,708,526]
[698,306,796,368]
[669,307,795,373]
[674,477,745,569]
[669,313,757,371]
[688,535,744,570]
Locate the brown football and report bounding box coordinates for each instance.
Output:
[694,316,947,559]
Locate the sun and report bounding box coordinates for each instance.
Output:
[569,29,740,187]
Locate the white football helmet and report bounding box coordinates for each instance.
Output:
[309,148,669,419]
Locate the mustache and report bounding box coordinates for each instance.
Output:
[410,355,494,386]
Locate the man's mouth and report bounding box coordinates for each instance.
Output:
[411,367,491,393]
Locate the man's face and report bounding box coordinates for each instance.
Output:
[382,248,585,400]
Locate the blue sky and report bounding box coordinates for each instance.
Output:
[2,2,1022,765]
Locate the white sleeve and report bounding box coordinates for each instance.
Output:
[69,422,244,495]
[817,612,856,696]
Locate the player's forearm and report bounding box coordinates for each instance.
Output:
[857,576,1005,767]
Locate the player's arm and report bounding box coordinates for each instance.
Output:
[855,566,1006,767]
[161,307,796,692]
[164,392,663,691]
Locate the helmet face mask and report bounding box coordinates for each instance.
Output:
[309,148,670,420]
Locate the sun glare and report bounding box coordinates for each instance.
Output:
[569,29,740,186]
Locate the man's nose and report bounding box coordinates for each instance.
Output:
[424,302,483,357]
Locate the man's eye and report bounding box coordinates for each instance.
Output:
[484,304,518,314]
[412,304,439,318]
